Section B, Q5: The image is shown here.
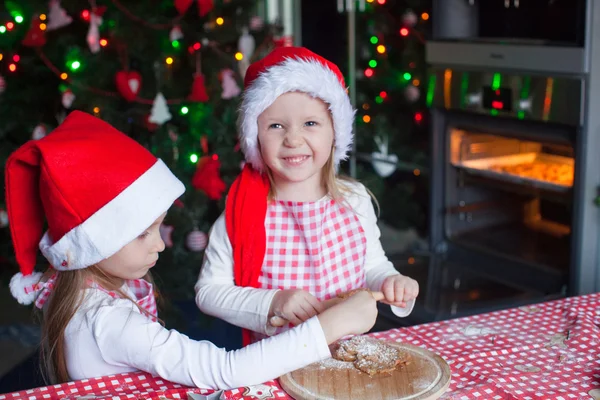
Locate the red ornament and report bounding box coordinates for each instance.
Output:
[174,0,193,15]
[115,70,142,101]
[22,22,46,47]
[273,36,293,48]
[145,114,159,132]
[175,0,214,17]
[192,155,226,200]
[174,199,185,208]
[188,74,209,102]
[198,0,214,17]
[92,6,107,17]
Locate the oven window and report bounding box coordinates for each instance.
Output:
[449,129,574,191]
[445,128,573,271]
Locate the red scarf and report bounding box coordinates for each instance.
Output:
[225,165,270,346]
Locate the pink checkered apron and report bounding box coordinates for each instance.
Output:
[254,197,367,340]
[32,273,158,321]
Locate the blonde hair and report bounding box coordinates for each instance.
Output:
[37,266,161,384]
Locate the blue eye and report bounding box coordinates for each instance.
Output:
[305,121,318,127]
[269,123,283,129]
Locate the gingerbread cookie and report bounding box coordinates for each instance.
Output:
[331,336,410,376]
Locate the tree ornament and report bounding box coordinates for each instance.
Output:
[405,85,420,103]
[188,53,209,102]
[273,36,293,48]
[46,0,73,31]
[189,74,209,102]
[145,114,159,132]
[237,27,255,78]
[159,224,174,248]
[174,0,193,14]
[87,7,106,54]
[402,10,418,27]
[22,19,46,47]
[174,0,214,17]
[186,229,208,252]
[168,128,179,161]
[198,0,215,17]
[249,16,264,30]
[32,124,48,140]
[170,25,184,42]
[192,155,226,200]
[220,69,241,99]
[115,70,142,101]
[371,135,398,178]
[0,209,8,228]
[149,93,172,125]
[61,89,75,108]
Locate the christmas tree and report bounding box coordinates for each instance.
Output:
[350,0,430,243]
[0,0,275,311]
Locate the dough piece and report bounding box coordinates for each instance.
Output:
[336,288,372,300]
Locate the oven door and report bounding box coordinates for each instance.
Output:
[430,110,578,294]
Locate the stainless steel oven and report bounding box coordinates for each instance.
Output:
[423,0,600,300]
[428,68,580,295]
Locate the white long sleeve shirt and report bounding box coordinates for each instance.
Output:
[195,181,414,337]
[64,286,330,390]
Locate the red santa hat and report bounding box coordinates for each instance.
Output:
[238,47,355,172]
[6,111,185,305]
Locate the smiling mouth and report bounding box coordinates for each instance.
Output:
[282,155,310,165]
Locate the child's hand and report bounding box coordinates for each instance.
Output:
[381,275,419,308]
[269,289,324,326]
[317,290,378,344]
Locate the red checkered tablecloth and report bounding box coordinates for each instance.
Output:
[3,293,600,400]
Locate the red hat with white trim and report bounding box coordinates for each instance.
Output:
[238,46,355,172]
[5,111,185,305]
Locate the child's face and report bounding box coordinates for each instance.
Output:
[96,212,167,281]
[257,92,334,189]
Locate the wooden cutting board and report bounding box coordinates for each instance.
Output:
[279,342,451,400]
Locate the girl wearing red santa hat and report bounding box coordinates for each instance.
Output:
[195,47,420,346]
[5,111,378,388]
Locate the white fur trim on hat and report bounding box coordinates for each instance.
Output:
[239,57,356,172]
[10,271,43,305]
[39,159,185,270]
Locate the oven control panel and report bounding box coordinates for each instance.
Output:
[427,68,582,126]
